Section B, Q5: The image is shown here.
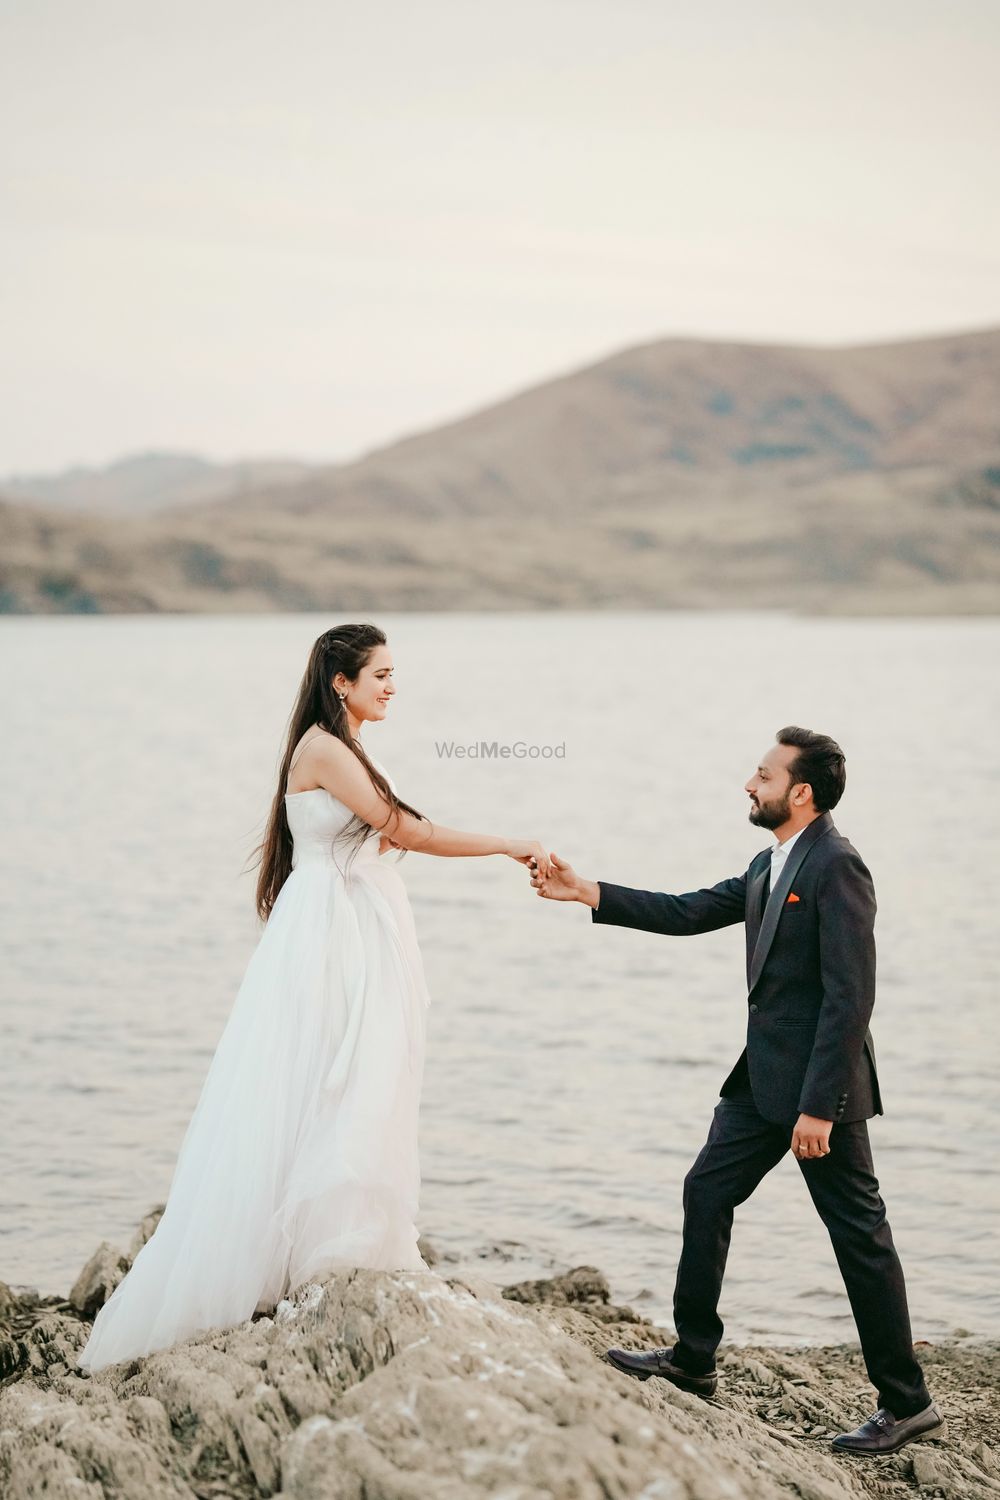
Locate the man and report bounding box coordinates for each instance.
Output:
[527,727,944,1456]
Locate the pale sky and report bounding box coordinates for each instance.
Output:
[2,0,998,473]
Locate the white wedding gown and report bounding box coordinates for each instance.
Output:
[77,754,430,1373]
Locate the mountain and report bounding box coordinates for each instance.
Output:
[195,324,1000,521]
[2,327,999,615]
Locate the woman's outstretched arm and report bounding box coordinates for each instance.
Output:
[306,736,552,876]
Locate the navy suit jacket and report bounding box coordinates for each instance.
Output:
[591,812,883,1125]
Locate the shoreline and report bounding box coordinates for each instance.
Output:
[2,1221,999,1499]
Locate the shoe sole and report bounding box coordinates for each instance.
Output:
[605,1352,717,1398]
[832,1421,947,1455]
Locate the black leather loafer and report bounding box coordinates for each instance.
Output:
[606,1345,718,1397]
[832,1401,946,1454]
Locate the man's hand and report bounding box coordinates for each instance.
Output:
[529,852,599,906]
[791,1113,833,1159]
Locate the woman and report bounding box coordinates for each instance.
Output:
[76,622,549,1372]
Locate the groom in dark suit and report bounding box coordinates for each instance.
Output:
[528,727,944,1455]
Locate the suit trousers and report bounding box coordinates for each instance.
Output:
[671,1083,931,1418]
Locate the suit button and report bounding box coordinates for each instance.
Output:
[749,1003,759,1013]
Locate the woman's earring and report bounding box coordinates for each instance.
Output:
[337,692,347,703]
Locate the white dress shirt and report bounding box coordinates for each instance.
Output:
[769,824,806,892]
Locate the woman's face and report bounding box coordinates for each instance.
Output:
[338,644,396,723]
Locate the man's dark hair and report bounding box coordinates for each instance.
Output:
[775,725,846,812]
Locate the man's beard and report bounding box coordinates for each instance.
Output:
[748,793,792,831]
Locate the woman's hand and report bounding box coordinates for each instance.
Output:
[505,839,552,879]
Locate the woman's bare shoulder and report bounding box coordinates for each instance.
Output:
[287,727,355,792]
[293,726,351,760]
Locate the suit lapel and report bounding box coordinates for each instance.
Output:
[745,858,770,952]
[748,813,834,993]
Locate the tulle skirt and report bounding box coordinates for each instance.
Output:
[76,851,430,1372]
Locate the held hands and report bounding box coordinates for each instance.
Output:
[791,1113,833,1159]
[528,851,580,901]
[506,839,552,880]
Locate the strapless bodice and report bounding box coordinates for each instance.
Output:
[285,788,381,868]
[284,753,396,873]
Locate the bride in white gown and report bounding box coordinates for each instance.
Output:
[76,622,551,1373]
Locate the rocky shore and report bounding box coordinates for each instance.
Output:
[2,1211,998,1500]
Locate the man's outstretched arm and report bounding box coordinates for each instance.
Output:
[530,853,747,935]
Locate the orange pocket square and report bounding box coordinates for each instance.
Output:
[786,892,801,903]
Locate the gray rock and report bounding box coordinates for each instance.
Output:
[971,1440,1000,1480]
[0,1280,17,1322]
[416,1235,438,1266]
[127,1206,165,1262]
[910,1445,956,1490]
[3,1229,998,1500]
[0,1331,23,1381]
[502,1263,645,1322]
[0,1262,871,1500]
[68,1241,131,1319]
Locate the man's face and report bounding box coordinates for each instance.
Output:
[745,743,801,831]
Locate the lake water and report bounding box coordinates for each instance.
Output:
[1,611,998,1349]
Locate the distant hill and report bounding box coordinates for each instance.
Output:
[2,327,999,615]
[0,451,313,516]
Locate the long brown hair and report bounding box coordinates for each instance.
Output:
[247,622,427,921]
